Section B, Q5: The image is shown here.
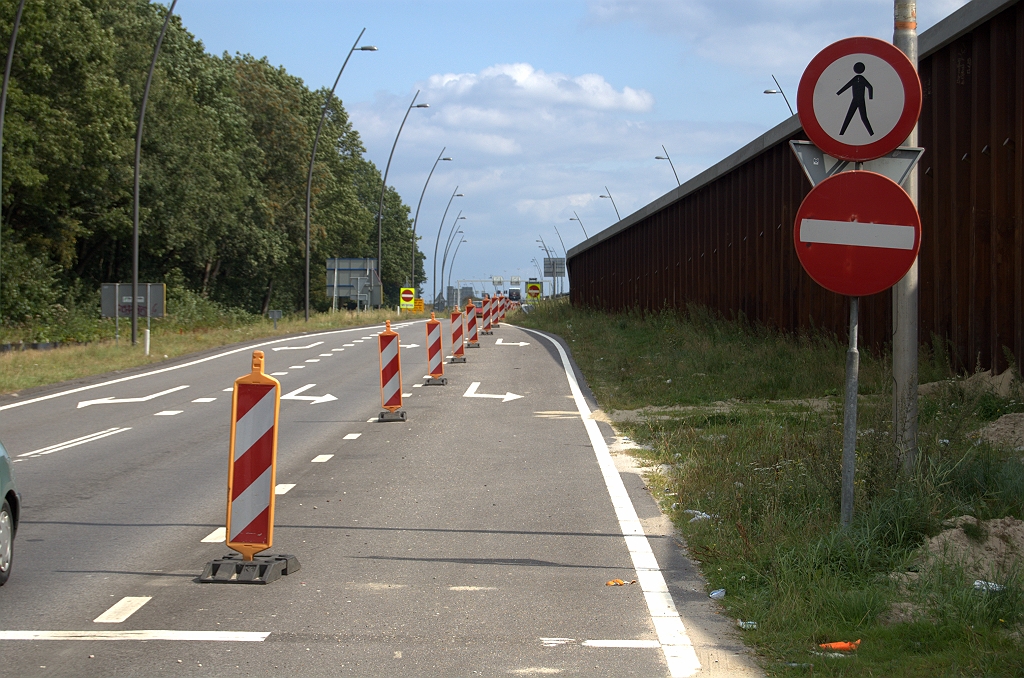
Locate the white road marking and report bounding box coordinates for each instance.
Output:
[412,383,423,388]
[462,382,523,402]
[331,348,345,352]
[192,397,216,403]
[304,359,320,363]
[799,218,916,249]
[223,388,233,392]
[288,365,305,369]
[275,483,296,495]
[0,322,430,412]
[449,586,497,591]
[495,338,530,346]
[361,336,373,339]
[94,597,151,623]
[0,630,270,641]
[343,344,355,347]
[201,527,226,543]
[19,428,131,458]
[583,639,661,648]
[270,341,324,351]
[311,454,333,463]
[77,385,189,409]
[402,393,412,397]
[352,340,364,343]
[400,343,419,349]
[319,353,333,357]
[343,433,361,440]
[520,327,701,678]
[154,411,182,416]
[366,418,377,423]
[541,638,575,647]
[270,372,288,376]
[281,384,337,405]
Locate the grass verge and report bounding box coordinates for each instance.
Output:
[515,300,1024,676]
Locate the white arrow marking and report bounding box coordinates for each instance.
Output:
[281,384,337,405]
[495,338,530,346]
[400,343,419,349]
[463,382,523,402]
[77,385,189,409]
[270,341,324,351]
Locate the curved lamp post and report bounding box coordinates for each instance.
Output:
[763,74,794,116]
[133,0,178,345]
[376,90,429,307]
[431,187,462,306]
[0,0,26,313]
[655,144,680,186]
[570,211,588,239]
[599,186,621,222]
[305,28,376,321]
[446,238,467,296]
[439,213,466,304]
[409,148,452,287]
[441,229,463,303]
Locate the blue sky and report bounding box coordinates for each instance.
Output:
[175,0,967,299]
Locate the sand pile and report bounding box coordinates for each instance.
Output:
[925,515,1024,580]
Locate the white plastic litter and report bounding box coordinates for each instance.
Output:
[974,580,1006,592]
[682,509,714,523]
[737,620,757,630]
[709,588,725,600]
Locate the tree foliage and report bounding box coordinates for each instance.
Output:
[0,0,423,326]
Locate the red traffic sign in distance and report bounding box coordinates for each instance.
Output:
[798,37,921,162]
[794,170,920,297]
[400,289,414,303]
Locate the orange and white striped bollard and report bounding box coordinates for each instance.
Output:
[424,313,447,385]
[465,300,480,348]
[450,306,466,363]
[377,321,406,421]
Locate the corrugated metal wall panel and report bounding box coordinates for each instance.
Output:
[568,2,1022,373]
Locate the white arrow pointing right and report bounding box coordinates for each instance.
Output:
[281,384,338,405]
[463,382,523,402]
[495,338,530,346]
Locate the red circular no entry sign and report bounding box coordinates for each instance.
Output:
[798,37,921,162]
[794,171,920,297]
[401,289,414,302]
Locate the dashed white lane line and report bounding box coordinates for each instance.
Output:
[520,327,701,678]
[271,372,288,376]
[304,359,320,363]
[343,344,355,347]
[366,417,377,423]
[331,348,345,351]
[275,483,296,495]
[154,410,182,416]
[311,454,333,463]
[18,428,132,459]
[222,388,233,392]
[412,384,423,388]
[192,397,217,403]
[94,597,151,623]
[289,365,305,369]
[201,527,226,543]
[343,433,361,440]
[360,336,373,339]
[0,630,270,641]
[319,353,333,357]
[352,340,364,343]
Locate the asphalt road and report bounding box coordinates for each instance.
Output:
[0,317,761,677]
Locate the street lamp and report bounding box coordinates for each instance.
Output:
[763,74,794,116]
[440,214,466,304]
[446,238,467,295]
[305,28,376,321]
[376,91,429,307]
[431,187,463,306]
[655,144,680,186]
[409,148,452,287]
[599,186,621,221]
[442,231,465,302]
[132,0,178,345]
[570,211,588,238]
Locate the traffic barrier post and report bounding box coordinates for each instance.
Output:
[491,295,501,328]
[450,306,466,363]
[424,313,447,385]
[378,320,407,421]
[481,297,493,335]
[200,350,300,584]
[465,300,480,348]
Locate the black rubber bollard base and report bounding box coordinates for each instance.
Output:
[448,356,467,363]
[467,342,480,348]
[378,410,407,422]
[424,377,447,386]
[198,554,299,585]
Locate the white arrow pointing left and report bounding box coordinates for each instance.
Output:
[271,341,324,351]
[77,385,189,409]
[281,384,337,405]
[463,382,523,402]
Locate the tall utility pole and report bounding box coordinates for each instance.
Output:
[893,1,919,473]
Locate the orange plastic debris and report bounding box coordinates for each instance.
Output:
[606,579,626,586]
[818,639,861,651]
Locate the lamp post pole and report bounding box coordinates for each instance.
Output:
[599,186,621,221]
[431,187,462,307]
[440,214,466,304]
[570,211,588,238]
[133,0,178,346]
[446,238,467,294]
[552,225,567,296]
[305,28,376,321]
[0,0,26,315]
[763,74,795,116]
[376,90,428,307]
[655,144,680,186]
[410,148,452,289]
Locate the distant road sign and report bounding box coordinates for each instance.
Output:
[413,298,424,312]
[794,170,920,297]
[526,282,542,300]
[399,288,415,309]
[543,258,565,277]
[797,37,921,162]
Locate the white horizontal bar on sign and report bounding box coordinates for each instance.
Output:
[799,219,915,250]
[0,630,270,641]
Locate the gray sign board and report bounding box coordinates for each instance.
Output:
[326,258,380,306]
[101,283,165,318]
[543,258,566,277]
[790,140,924,188]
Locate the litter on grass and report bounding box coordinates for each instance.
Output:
[682,509,715,522]
[709,588,725,600]
[818,639,860,652]
[737,620,757,630]
[974,579,1006,592]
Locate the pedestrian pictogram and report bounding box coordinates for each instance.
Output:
[798,37,921,162]
[424,313,447,386]
[450,306,466,363]
[399,288,415,310]
[377,321,406,422]
[794,171,920,297]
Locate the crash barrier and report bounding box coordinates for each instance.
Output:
[424,313,447,385]
[465,300,480,348]
[481,297,493,335]
[200,350,299,584]
[450,307,466,363]
[378,320,406,421]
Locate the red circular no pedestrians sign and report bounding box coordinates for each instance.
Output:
[793,170,920,297]
[797,37,921,162]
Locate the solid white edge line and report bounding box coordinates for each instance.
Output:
[518,326,701,678]
[0,320,429,412]
[583,639,662,648]
[19,427,130,457]
[94,596,152,623]
[0,630,270,641]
